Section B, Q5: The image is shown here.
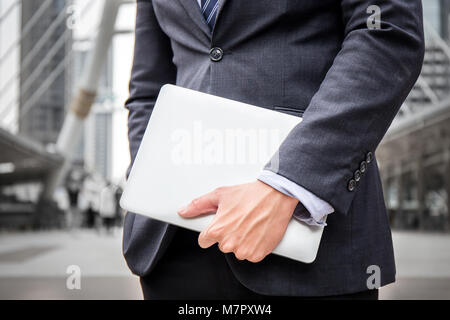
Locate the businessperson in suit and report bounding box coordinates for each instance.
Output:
[123,0,424,299]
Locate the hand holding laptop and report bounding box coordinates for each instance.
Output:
[120,85,325,263]
[178,180,299,263]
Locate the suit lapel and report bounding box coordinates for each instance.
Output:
[176,0,211,39]
[216,0,228,26]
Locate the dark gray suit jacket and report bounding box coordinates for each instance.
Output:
[123,0,424,296]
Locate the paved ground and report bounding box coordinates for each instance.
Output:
[0,229,142,299]
[0,229,449,299]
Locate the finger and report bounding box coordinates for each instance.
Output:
[198,229,218,249]
[218,240,235,254]
[247,252,267,263]
[234,250,247,261]
[177,189,220,218]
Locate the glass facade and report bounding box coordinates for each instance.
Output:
[424,0,441,34]
[422,0,450,40]
[19,0,72,145]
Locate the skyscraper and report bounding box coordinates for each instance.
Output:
[377,0,450,232]
[85,110,113,179]
[19,0,72,145]
[423,0,450,40]
[73,45,114,180]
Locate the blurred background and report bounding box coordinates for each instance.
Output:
[0,0,449,300]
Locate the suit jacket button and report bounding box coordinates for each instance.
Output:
[366,152,373,164]
[360,161,367,173]
[348,179,357,192]
[354,170,362,182]
[210,47,223,62]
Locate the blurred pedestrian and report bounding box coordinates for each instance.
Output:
[65,169,83,230]
[54,186,70,228]
[99,182,117,235]
[113,185,124,227]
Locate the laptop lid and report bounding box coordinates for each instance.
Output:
[120,84,324,263]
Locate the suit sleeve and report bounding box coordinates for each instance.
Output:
[265,0,425,215]
[125,0,177,177]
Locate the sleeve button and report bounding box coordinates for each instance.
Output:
[366,152,373,164]
[348,179,357,192]
[354,170,362,182]
[360,161,367,173]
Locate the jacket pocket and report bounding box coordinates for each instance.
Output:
[273,106,304,117]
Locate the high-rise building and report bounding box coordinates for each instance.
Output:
[424,0,450,40]
[72,45,114,180]
[377,0,450,232]
[85,110,113,179]
[19,0,71,145]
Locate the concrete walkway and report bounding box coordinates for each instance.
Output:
[380,231,450,299]
[0,229,449,299]
[0,229,142,299]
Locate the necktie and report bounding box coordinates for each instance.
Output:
[201,0,220,30]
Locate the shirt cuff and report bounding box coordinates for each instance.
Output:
[258,170,334,226]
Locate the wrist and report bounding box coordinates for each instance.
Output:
[256,180,299,216]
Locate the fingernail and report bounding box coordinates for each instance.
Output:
[178,205,188,215]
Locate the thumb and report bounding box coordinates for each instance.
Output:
[178,189,220,218]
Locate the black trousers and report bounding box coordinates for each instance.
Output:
[140,228,378,300]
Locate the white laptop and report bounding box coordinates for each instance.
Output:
[120,84,325,263]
